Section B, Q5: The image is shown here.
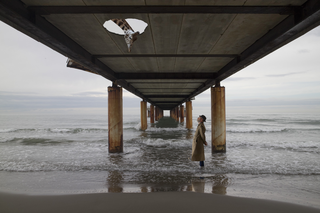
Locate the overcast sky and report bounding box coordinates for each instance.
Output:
[0,20,319,115]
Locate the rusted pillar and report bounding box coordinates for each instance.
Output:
[175,107,178,122]
[211,86,226,153]
[155,106,158,121]
[176,107,179,122]
[186,101,192,129]
[108,86,123,153]
[150,105,154,124]
[141,100,147,131]
[180,105,184,123]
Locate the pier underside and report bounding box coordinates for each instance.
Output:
[1,0,320,152]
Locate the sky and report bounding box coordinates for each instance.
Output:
[0,20,320,115]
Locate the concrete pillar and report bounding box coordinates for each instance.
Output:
[155,106,158,121]
[108,86,123,153]
[174,107,177,121]
[176,107,179,122]
[176,107,178,122]
[141,101,147,131]
[211,86,226,153]
[150,105,154,124]
[186,101,192,129]
[180,105,184,123]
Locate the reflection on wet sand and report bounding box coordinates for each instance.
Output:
[107,170,123,193]
[106,117,229,195]
[187,175,229,194]
[107,154,124,193]
[211,175,228,195]
[106,172,230,195]
[191,179,205,193]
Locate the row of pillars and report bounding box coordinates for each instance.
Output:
[108,84,226,154]
[169,102,193,129]
[141,102,164,131]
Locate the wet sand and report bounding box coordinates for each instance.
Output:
[1,192,319,213]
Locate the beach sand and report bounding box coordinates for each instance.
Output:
[1,192,319,213]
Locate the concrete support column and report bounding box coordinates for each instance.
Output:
[150,105,154,124]
[155,107,159,121]
[180,105,184,123]
[186,101,192,129]
[108,86,123,153]
[176,107,179,122]
[211,86,226,153]
[141,100,147,131]
[174,107,177,121]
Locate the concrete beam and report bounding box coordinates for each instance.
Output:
[29,6,296,15]
[117,73,216,80]
[94,54,237,58]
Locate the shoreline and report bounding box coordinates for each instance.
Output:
[1,171,319,209]
[1,191,320,213]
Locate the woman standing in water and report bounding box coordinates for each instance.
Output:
[191,115,208,167]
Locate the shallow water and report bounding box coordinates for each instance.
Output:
[0,112,319,208]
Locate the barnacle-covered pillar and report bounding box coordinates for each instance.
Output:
[211,84,226,153]
[108,85,123,153]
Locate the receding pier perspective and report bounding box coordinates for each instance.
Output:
[1,1,320,212]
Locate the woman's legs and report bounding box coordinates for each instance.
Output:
[199,161,204,167]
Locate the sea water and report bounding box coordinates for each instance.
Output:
[0,111,319,208]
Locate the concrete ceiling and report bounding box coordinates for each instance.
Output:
[1,0,320,110]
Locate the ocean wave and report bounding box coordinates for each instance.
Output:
[145,127,188,132]
[141,138,191,148]
[288,120,320,126]
[1,161,319,176]
[226,128,289,133]
[4,137,73,145]
[0,128,108,134]
[228,141,319,153]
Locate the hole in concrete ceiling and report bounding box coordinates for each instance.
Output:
[103,18,148,52]
[103,18,148,35]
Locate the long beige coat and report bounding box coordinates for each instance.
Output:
[191,122,206,161]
